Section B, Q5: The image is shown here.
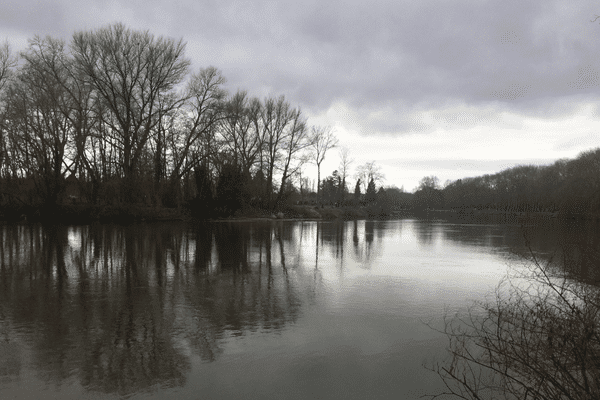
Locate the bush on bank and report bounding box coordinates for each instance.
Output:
[427,249,600,400]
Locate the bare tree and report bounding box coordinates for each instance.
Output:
[338,146,353,202]
[310,126,338,203]
[355,161,384,193]
[275,109,311,206]
[418,175,440,190]
[256,95,302,207]
[150,66,227,207]
[219,90,261,177]
[71,23,190,203]
[166,67,226,181]
[0,40,17,179]
[1,36,88,207]
[0,41,16,92]
[18,36,103,203]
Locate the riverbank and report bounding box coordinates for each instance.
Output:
[2,202,596,225]
[0,203,385,224]
[0,204,188,224]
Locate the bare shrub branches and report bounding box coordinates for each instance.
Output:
[427,251,600,400]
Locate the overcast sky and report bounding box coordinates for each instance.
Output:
[2,0,600,191]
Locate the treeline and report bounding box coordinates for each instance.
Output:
[309,162,405,216]
[412,148,600,216]
[0,23,333,218]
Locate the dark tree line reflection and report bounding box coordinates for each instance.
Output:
[1,219,598,397]
[0,222,313,396]
[436,219,600,283]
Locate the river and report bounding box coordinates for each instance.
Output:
[0,218,597,399]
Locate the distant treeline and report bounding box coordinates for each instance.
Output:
[0,23,345,219]
[410,148,600,216]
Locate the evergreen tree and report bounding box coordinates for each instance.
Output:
[215,163,244,217]
[354,179,361,205]
[365,178,377,204]
[339,176,347,205]
[321,170,342,204]
[250,169,266,207]
[192,164,214,219]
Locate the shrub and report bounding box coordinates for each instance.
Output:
[427,249,600,400]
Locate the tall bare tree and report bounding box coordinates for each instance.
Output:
[355,161,384,193]
[338,146,353,202]
[4,37,75,207]
[310,126,337,203]
[20,36,103,202]
[256,95,300,206]
[165,67,226,182]
[219,90,261,177]
[71,23,190,202]
[275,109,311,206]
[0,41,15,93]
[0,40,17,179]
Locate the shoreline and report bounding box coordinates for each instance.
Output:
[0,203,396,224]
[0,203,596,225]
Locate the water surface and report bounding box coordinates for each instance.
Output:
[0,218,595,399]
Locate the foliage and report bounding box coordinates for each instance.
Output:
[215,163,244,217]
[419,175,440,191]
[354,179,362,205]
[365,178,377,204]
[321,170,344,205]
[439,149,600,216]
[413,187,444,210]
[190,164,213,219]
[384,186,413,209]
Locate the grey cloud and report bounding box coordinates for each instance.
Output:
[5,0,600,136]
[292,0,600,114]
[569,64,600,90]
[326,100,528,136]
[0,1,68,37]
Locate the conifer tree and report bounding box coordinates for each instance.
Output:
[354,179,361,205]
[365,178,377,204]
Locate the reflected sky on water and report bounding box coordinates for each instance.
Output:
[0,218,598,399]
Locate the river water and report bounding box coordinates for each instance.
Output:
[0,218,598,399]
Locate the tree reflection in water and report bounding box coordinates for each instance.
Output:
[2,219,597,398]
[0,221,307,396]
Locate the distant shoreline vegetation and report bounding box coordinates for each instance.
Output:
[1,24,600,224]
[411,147,600,220]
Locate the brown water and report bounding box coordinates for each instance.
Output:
[0,219,596,399]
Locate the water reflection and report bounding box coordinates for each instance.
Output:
[521,219,600,284]
[415,221,435,246]
[0,219,599,399]
[436,219,600,283]
[0,222,310,396]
